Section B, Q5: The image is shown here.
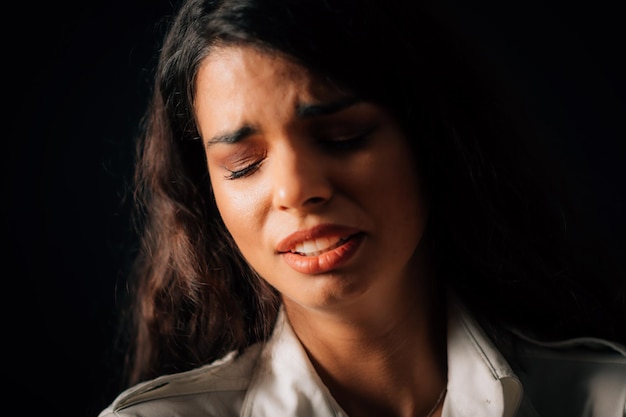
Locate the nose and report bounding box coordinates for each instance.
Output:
[271,142,333,212]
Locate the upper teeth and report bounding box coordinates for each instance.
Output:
[292,236,346,256]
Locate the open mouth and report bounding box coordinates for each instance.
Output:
[289,236,351,257]
[280,232,364,274]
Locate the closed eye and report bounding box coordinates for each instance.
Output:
[224,159,264,180]
[319,126,376,152]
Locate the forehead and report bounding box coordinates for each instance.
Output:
[194,45,348,110]
[199,46,305,85]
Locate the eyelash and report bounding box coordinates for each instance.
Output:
[320,128,373,151]
[223,128,375,180]
[224,160,263,180]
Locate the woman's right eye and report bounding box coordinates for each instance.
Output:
[224,159,263,180]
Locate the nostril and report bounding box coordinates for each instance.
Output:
[272,164,334,210]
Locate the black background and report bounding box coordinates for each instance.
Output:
[5,1,625,416]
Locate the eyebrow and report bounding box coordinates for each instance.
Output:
[296,96,360,118]
[204,96,361,148]
[205,125,256,147]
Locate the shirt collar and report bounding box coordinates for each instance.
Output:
[444,299,523,417]
[241,309,347,417]
[242,298,523,417]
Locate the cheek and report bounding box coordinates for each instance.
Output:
[214,187,246,231]
[210,176,268,250]
[371,143,426,229]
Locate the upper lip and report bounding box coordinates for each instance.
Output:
[275,224,361,253]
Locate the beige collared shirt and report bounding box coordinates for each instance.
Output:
[99,301,626,417]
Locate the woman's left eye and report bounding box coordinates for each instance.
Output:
[320,127,375,151]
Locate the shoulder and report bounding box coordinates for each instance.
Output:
[98,343,263,417]
[514,334,626,417]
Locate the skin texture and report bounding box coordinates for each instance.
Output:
[195,46,446,417]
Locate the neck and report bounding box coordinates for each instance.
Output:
[283,261,448,417]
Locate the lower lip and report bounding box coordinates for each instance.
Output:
[280,233,365,275]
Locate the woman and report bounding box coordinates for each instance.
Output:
[100,0,626,416]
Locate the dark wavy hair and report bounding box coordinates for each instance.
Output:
[118,0,625,386]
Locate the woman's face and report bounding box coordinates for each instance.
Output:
[196,46,428,313]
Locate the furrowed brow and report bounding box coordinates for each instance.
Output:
[205,125,256,148]
[296,96,360,118]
